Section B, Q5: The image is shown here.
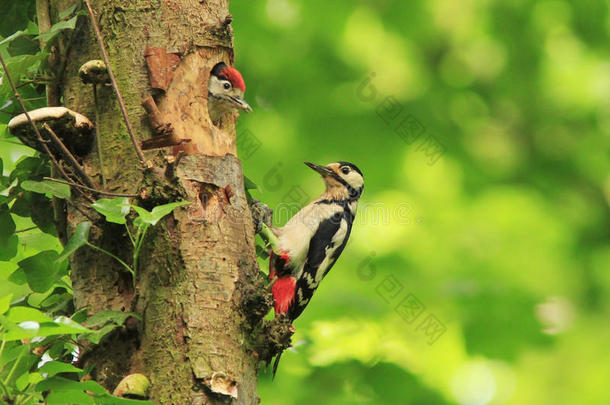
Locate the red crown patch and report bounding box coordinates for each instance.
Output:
[220,66,246,92]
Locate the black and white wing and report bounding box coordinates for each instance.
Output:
[287,211,353,321]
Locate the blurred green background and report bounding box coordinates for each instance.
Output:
[230,0,610,404]
[1,0,609,404]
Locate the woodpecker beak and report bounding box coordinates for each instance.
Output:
[305,162,334,177]
[230,96,252,113]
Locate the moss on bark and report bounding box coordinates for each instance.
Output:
[52,1,263,403]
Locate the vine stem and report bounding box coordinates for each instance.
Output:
[125,224,136,247]
[260,222,280,252]
[83,0,146,164]
[132,224,149,276]
[85,241,135,280]
[43,176,138,197]
[0,380,8,401]
[3,346,26,387]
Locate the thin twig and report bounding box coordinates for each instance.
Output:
[0,111,21,117]
[42,123,97,189]
[83,0,145,164]
[16,79,49,89]
[15,226,38,233]
[44,176,138,197]
[0,52,89,202]
[93,84,106,186]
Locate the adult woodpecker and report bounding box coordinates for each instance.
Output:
[262,161,364,376]
[207,62,252,123]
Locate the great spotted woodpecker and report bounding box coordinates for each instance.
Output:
[207,62,252,123]
[141,62,251,150]
[263,161,364,376]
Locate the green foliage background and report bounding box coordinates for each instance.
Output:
[231,0,610,404]
[0,0,609,404]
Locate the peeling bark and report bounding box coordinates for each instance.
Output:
[50,0,263,403]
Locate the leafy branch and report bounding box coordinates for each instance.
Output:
[59,198,190,286]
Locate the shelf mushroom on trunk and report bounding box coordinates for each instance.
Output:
[8,107,95,157]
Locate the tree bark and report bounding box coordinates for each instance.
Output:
[49,1,263,403]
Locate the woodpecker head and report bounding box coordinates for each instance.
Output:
[208,62,252,122]
[305,161,364,201]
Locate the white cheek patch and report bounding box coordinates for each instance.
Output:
[345,172,363,189]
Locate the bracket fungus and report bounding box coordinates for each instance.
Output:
[8,107,94,156]
[78,59,110,85]
[113,373,151,399]
[207,372,239,400]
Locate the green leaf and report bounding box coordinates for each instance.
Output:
[41,376,155,405]
[8,268,28,285]
[37,15,79,43]
[6,306,52,323]
[51,316,92,333]
[0,281,30,306]
[1,321,39,341]
[10,156,49,183]
[92,197,130,224]
[81,323,118,345]
[85,310,141,328]
[37,377,106,394]
[0,208,16,244]
[46,390,96,405]
[0,293,12,314]
[129,207,153,226]
[39,361,82,377]
[71,306,91,324]
[16,371,43,391]
[21,180,71,199]
[131,201,190,226]
[81,311,142,344]
[0,29,28,47]
[0,234,18,261]
[1,311,92,341]
[244,175,261,191]
[16,371,30,391]
[94,396,155,405]
[0,178,18,197]
[57,221,91,263]
[12,191,57,235]
[255,244,270,259]
[19,250,61,293]
[58,4,78,20]
[25,20,39,36]
[28,289,55,307]
[2,345,37,387]
[0,53,49,101]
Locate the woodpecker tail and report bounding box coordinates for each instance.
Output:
[272,351,283,380]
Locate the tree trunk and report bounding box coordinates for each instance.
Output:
[49,1,263,403]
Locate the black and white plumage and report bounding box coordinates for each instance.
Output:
[267,161,364,375]
[140,62,251,150]
[207,62,252,123]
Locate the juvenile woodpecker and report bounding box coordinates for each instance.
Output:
[207,62,252,123]
[264,161,364,375]
[141,62,251,150]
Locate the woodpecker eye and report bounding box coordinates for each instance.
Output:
[341,166,350,175]
[223,82,231,89]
